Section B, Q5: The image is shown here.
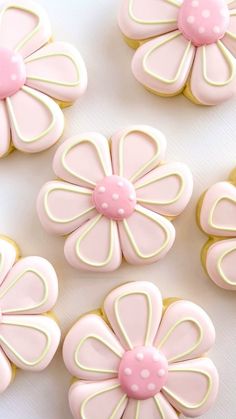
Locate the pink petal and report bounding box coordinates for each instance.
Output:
[222,11,236,57]
[118,0,179,41]
[154,300,215,364]
[64,215,122,272]
[25,41,87,102]
[0,237,17,287]
[0,256,58,315]
[119,205,175,265]
[0,314,60,370]
[0,100,11,158]
[6,86,64,153]
[132,32,195,97]
[0,347,12,394]
[205,238,236,290]
[135,162,193,217]
[53,133,112,188]
[163,358,219,417]
[69,379,127,419]
[63,313,124,381]
[123,393,179,419]
[103,282,162,350]
[37,180,96,236]
[0,0,51,58]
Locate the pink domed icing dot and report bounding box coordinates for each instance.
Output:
[0,48,26,100]
[118,346,168,400]
[92,175,136,221]
[178,0,229,47]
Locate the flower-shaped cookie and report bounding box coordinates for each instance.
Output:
[119,0,236,106]
[198,169,236,290]
[0,237,61,393]
[37,125,193,272]
[0,0,87,157]
[63,282,219,419]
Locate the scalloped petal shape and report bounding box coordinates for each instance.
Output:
[205,238,236,290]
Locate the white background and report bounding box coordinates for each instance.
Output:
[0,0,236,418]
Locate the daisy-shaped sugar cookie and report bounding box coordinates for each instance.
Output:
[37,125,193,272]
[0,237,61,393]
[63,281,219,419]
[119,0,236,106]
[0,0,87,157]
[198,169,236,290]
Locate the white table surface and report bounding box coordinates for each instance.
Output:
[0,0,236,418]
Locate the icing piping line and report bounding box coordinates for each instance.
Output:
[44,183,94,224]
[143,32,193,85]
[202,41,236,87]
[74,333,123,374]
[216,246,236,285]
[208,196,236,232]
[6,86,56,144]
[135,400,141,419]
[157,317,203,363]
[114,290,152,350]
[154,396,165,419]
[123,206,171,260]
[128,0,179,25]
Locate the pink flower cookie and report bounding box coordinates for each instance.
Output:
[37,125,193,272]
[119,0,236,106]
[63,282,219,419]
[0,236,61,393]
[0,0,87,157]
[198,169,236,290]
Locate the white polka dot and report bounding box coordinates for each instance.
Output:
[99,186,106,193]
[118,208,125,215]
[11,74,17,80]
[11,55,18,63]
[136,352,144,361]
[153,353,160,362]
[198,26,205,34]
[187,15,195,24]
[117,181,124,187]
[220,8,227,17]
[213,25,220,34]
[202,9,210,18]
[112,193,119,200]
[140,369,150,379]
[147,383,156,391]
[101,202,108,209]
[191,0,199,7]
[124,368,132,376]
[157,369,166,377]
[131,384,139,392]
[129,194,135,201]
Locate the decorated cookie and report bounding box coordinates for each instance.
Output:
[0,0,87,157]
[119,0,236,106]
[37,125,193,272]
[198,169,236,290]
[0,236,61,393]
[63,281,219,419]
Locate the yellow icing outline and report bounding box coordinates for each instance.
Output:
[202,41,236,87]
[157,317,203,363]
[135,172,185,205]
[61,138,110,187]
[76,215,116,268]
[209,196,236,232]
[123,206,171,260]
[25,52,81,87]
[0,3,42,53]
[74,334,123,374]
[6,86,56,144]
[128,0,179,25]
[0,319,51,367]
[163,366,212,410]
[217,246,236,285]
[0,268,49,314]
[118,128,164,184]
[114,290,152,350]
[135,400,141,419]
[44,183,94,224]
[154,396,165,419]
[143,32,192,85]
[80,384,127,419]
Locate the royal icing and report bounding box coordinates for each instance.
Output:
[37,126,193,272]
[198,172,236,290]
[0,237,60,393]
[63,281,219,419]
[0,0,87,157]
[119,0,236,105]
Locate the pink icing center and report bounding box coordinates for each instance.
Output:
[178,0,230,47]
[0,47,26,100]
[92,175,136,221]
[118,346,168,400]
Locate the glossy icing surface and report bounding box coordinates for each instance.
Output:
[0,237,60,393]
[0,0,87,157]
[63,281,219,419]
[37,126,193,272]
[199,174,236,290]
[119,0,236,105]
